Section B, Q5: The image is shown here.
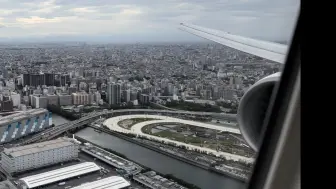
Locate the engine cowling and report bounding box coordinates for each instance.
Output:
[237,72,281,151]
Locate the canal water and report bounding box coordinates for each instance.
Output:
[53,114,246,189]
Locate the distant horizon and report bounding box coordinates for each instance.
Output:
[0,39,289,46]
[0,33,289,45]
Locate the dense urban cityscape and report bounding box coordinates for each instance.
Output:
[0,42,282,189]
[0,43,281,112]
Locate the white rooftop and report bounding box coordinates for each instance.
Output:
[70,176,130,189]
[4,137,75,158]
[19,162,100,189]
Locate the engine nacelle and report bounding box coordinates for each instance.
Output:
[237,72,281,151]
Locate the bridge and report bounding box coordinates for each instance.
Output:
[18,109,237,145]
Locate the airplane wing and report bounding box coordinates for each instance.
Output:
[179,23,288,63]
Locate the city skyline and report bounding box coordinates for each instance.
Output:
[0,8,299,187]
[0,0,300,42]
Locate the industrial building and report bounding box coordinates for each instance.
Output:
[1,137,78,174]
[0,109,51,143]
[18,162,100,189]
[59,94,72,106]
[70,176,130,189]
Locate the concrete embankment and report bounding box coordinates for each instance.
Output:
[89,126,209,169]
[86,125,247,182]
[209,167,248,182]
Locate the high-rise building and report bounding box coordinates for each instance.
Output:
[30,74,44,87]
[72,92,89,105]
[44,73,55,86]
[140,94,149,104]
[107,83,121,105]
[122,90,131,102]
[79,67,84,77]
[22,73,30,86]
[94,91,101,104]
[89,93,95,104]
[60,75,70,86]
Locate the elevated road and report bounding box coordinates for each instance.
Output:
[20,112,106,145]
[18,109,237,145]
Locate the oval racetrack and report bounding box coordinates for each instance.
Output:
[103,114,254,163]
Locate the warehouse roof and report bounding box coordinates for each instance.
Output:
[19,162,100,189]
[3,137,75,158]
[70,176,130,189]
[0,108,48,126]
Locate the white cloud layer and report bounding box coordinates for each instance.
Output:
[0,0,300,42]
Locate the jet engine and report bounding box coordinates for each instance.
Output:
[237,72,281,151]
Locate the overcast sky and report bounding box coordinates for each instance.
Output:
[0,0,300,42]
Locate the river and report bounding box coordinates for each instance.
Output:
[52,114,72,126]
[53,114,246,189]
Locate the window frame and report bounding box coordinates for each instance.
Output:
[247,8,301,189]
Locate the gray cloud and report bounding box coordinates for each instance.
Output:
[0,0,300,42]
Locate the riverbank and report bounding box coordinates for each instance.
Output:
[74,135,202,189]
[75,127,245,189]
[54,113,245,189]
[88,125,248,182]
[89,126,209,168]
